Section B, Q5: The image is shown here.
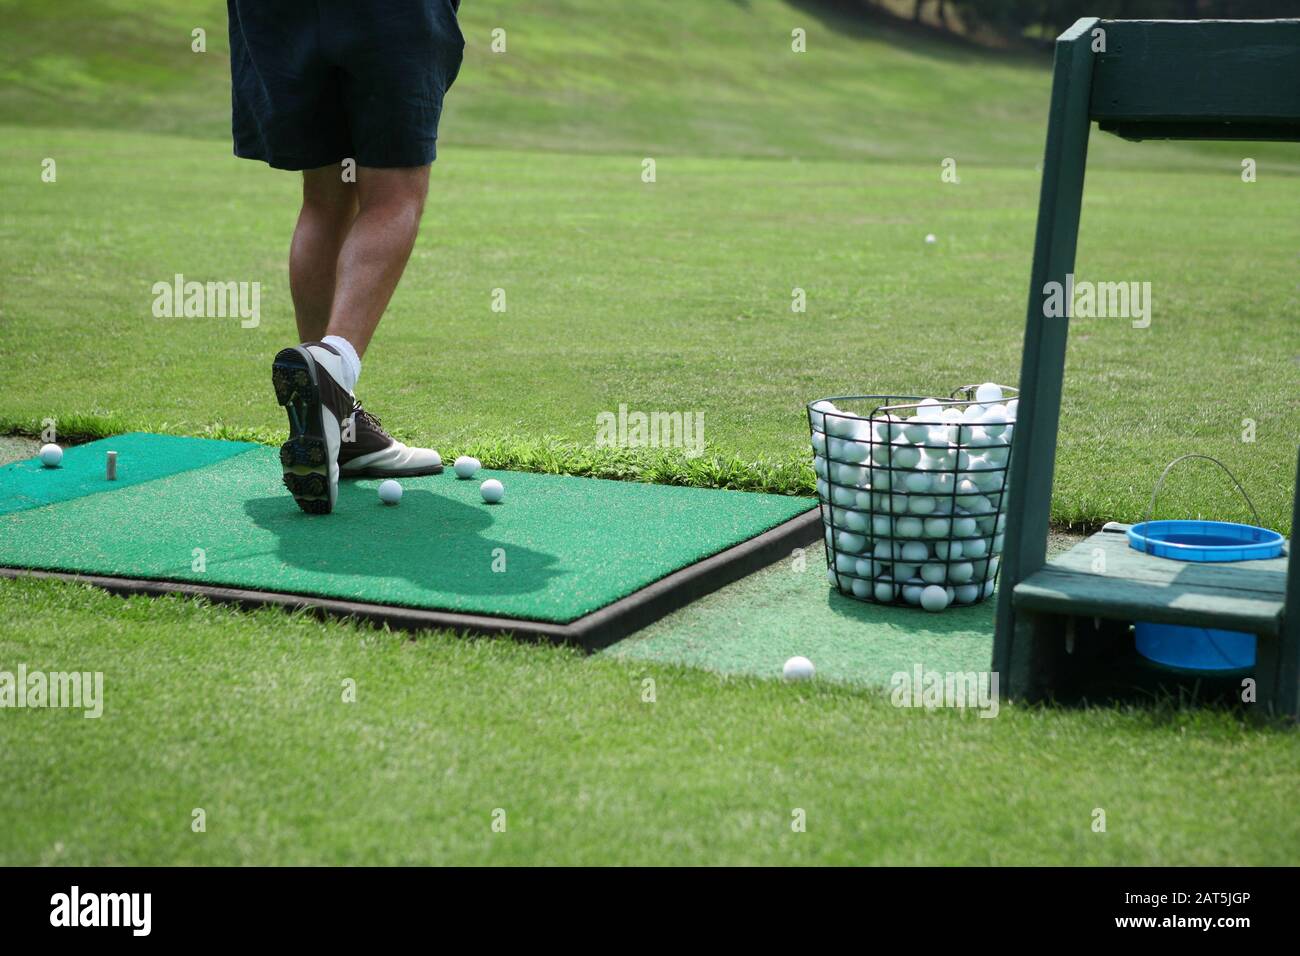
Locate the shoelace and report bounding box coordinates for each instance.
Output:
[352,403,392,439]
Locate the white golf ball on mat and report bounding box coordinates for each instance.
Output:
[453,455,481,479]
[783,656,815,681]
[480,478,505,503]
[38,443,63,467]
[378,479,402,505]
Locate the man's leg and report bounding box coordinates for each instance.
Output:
[323,165,430,358]
[293,163,443,484]
[289,167,358,343]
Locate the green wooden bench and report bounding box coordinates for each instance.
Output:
[991,18,1300,717]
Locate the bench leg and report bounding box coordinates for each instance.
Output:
[1255,631,1300,720]
[1007,609,1072,702]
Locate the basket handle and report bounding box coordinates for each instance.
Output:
[1141,454,1261,552]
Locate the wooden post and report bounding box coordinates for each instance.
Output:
[1268,447,1300,717]
[993,18,1098,685]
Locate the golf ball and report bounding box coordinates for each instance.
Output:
[924,233,937,244]
[894,516,924,538]
[826,411,858,438]
[809,400,835,431]
[902,419,930,444]
[835,531,867,554]
[933,539,963,560]
[901,541,929,564]
[920,584,950,612]
[903,471,932,494]
[890,445,921,470]
[975,382,1004,404]
[453,455,481,479]
[920,562,946,584]
[915,398,944,422]
[783,656,815,681]
[923,517,950,538]
[378,479,402,505]
[947,561,975,584]
[480,478,505,503]
[841,509,868,533]
[38,443,62,467]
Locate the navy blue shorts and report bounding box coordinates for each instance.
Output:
[228,1,464,170]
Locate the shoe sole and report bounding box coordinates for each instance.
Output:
[340,462,445,478]
[272,347,334,515]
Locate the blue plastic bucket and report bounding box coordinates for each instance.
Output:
[1127,519,1283,672]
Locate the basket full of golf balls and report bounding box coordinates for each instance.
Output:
[808,383,1017,612]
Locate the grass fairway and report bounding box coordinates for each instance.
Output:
[0,0,1297,866]
[2,124,1296,527]
[2,576,1298,866]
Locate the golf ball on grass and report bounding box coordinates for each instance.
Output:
[39,443,62,467]
[378,480,402,505]
[783,656,816,681]
[480,478,505,504]
[453,456,481,479]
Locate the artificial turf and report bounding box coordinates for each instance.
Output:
[0,432,256,516]
[0,435,812,622]
[605,539,996,685]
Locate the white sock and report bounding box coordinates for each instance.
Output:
[320,335,361,392]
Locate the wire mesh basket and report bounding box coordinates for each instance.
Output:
[807,385,1018,611]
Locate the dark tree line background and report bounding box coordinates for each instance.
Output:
[892,0,1297,43]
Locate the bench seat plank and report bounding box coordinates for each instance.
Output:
[1013,524,1287,636]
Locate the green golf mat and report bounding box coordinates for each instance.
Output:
[0,435,816,643]
[603,540,997,688]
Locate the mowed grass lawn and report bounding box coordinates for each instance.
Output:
[2,576,1298,866]
[0,0,1298,865]
[2,125,1296,529]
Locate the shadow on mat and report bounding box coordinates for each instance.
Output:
[824,587,995,644]
[243,488,563,597]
